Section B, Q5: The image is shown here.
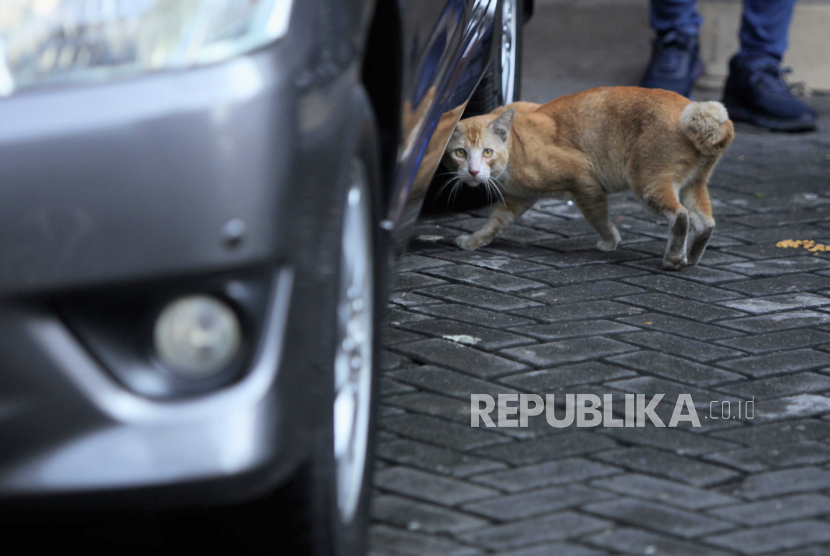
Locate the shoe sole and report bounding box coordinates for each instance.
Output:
[724,98,818,132]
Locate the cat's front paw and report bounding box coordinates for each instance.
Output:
[455,234,479,250]
[596,238,619,252]
[662,255,688,271]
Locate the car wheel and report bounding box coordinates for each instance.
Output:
[292,135,384,556]
[192,119,384,556]
[466,0,524,115]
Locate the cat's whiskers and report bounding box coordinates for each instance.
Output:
[435,173,462,203]
[486,177,506,206]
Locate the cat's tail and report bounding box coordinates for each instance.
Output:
[680,101,735,155]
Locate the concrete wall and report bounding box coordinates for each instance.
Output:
[698,0,830,92]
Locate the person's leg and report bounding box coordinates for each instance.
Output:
[738,0,797,61]
[641,0,704,97]
[721,0,816,131]
[650,0,703,35]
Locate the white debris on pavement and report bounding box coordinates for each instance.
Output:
[442,334,482,345]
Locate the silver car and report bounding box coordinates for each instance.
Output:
[0,0,530,552]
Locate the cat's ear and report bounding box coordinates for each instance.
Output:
[490,109,515,142]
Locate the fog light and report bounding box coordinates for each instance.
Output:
[153,295,241,379]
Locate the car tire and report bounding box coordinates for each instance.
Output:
[179,107,385,556]
[424,0,524,212]
[466,0,524,116]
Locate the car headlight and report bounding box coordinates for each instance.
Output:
[0,0,294,96]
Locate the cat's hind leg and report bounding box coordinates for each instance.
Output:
[455,196,535,250]
[573,192,621,252]
[645,188,690,271]
[680,181,715,265]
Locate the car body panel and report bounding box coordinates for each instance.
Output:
[0,0,508,508]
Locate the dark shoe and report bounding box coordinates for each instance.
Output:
[640,30,703,98]
[723,54,817,132]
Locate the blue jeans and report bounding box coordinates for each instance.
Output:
[650,0,798,61]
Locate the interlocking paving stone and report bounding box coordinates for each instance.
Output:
[734,467,830,500]
[609,376,743,407]
[383,392,489,425]
[382,350,413,370]
[718,310,830,333]
[778,549,830,556]
[719,293,830,315]
[755,394,830,421]
[392,339,527,378]
[622,274,741,302]
[508,319,640,340]
[582,498,734,538]
[593,448,740,487]
[461,484,616,521]
[431,252,552,275]
[388,291,444,307]
[497,543,606,556]
[383,391,554,439]
[382,327,427,346]
[512,300,645,322]
[590,473,737,509]
[474,432,619,465]
[422,264,546,292]
[376,439,507,477]
[715,372,830,400]
[707,493,830,526]
[394,271,449,291]
[597,426,741,456]
[705,441,830,472]
[616,312,744,340]
[517,281,646,305]
[386,307,432,325]
[710,419,830,446]
[720,257,830,277]
[412,303,538,327]
[415,284,543,311]
[615,331,745,362]
[500,337,636,367]
[498,362,637,390]
[387,365,520,400]
[618,293,747,322]
[374,467,499,506]
[716,329,830,353]
[372,494,489,533]
[394,254,453,273]
[370,524,482,556]
[586,527,735,556]
[610,351,743,388]
[720,274,830,296]
[400,319,535,351]
[381,413,511,450]
[470,457,622,493]
[523,264,646,285]
[455,511,612,551]
[707,520,830,555]
[529,249,649,268]
[624,261,746,284]
[718,349,830,378]
[379,377,417,397]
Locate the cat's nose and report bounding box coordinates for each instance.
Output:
[469,169,479,177]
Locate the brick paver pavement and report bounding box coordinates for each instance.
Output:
[370,4,830,555]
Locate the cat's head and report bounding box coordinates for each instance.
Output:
[443,108,514,186]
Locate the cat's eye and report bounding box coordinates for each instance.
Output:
[454,148,466,158]
[483,148,494,157]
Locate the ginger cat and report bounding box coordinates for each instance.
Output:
[441,87,734,270]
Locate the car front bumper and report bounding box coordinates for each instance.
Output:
[0,12,374,510]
